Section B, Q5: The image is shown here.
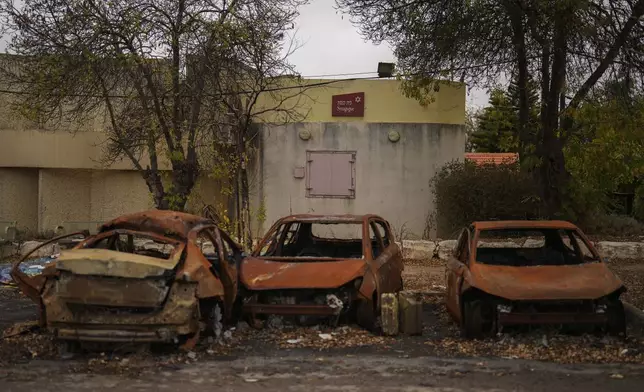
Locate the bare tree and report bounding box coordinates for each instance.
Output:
[205,29,316,247]
[0,0,306,210]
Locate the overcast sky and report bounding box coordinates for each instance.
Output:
[287,0,490,110]
[0,0,490,109]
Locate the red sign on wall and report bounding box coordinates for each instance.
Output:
[332,92,365,117]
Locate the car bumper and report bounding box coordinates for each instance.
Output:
[498,312,608,326]
[243,303,340,316]
[42,280,199,343]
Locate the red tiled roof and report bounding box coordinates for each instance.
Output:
[465,153,519,165]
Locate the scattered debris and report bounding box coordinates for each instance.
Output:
[327,294,343,310]
[0,256,58,286]
[286,339,303,344]
[1,321,39,339]
[266,315,284,330]
[318,333,333,340]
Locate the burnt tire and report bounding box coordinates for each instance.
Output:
[461,299,496,339]
[356,298,379,333]
[606,300,626,337]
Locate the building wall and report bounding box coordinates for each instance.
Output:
[0,168,226,233]
[88,170,155,224]
[0,168,39,233]
[0,129,168,170]
[255,79,465,125]
[0,78,465,236]
[38,169,93,232]
[253,122,466,238]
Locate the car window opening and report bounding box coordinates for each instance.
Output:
[86,232,176,260]
[258,222,365,259]
[476,228,598,267]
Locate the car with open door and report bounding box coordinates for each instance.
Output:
[446,221,626,339]
[240,214,404,331]
[11,210,244,350]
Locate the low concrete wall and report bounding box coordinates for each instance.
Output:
[400,239,644,261]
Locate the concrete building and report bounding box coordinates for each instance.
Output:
[250,79,466,238]
[0,78,465,238]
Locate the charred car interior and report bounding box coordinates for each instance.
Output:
[476,228,598,267]
[446,221,626,339]
[241,215,404,331]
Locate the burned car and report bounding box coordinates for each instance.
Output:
[240,214,403,330]
[11,210,243,349]
[446,221,626,338]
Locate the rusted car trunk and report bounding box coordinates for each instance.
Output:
[41,248,199,343]
[11,210,244,349]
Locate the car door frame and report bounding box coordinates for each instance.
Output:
[366,218,396,294]
[373,218,403,292]
[446,227,471,322]
[191,225,238,319]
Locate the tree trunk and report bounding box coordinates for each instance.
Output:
[539,9,569,217]
[234,170,242,240]
[240,163,253,250]
[169,159,198,212]
[507,1,531,159]
[143,169,170,210]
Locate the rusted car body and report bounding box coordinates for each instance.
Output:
[11,210,243,348]
[240,214,404,330]
[446,221,626,338]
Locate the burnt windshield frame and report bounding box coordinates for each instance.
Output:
[474,228,599,267]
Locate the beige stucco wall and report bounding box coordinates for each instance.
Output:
[252,122,466,238]
[89,170,155,224]
[38,169,93,232]
[0,168,39,233]
[36,169,226,232]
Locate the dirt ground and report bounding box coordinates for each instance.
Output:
[1,258,644,391]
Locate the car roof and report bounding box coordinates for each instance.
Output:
[99,209,213,239]
[276,214,384,224]
[472,220,579,231]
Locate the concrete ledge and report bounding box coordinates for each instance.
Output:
[9,238,644,262]
[19,241,60,258]
[624,301,644,327]
[399,239,644,261]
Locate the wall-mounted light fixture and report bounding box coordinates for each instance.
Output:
[378,62,395,78]
[299,129,311,141]
[388,130,401,143]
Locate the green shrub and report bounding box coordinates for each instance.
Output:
[431,160,543,238]
[578,213,644,238]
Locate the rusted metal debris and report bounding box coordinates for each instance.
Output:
[240,214,404,330]
[11,210,244,350]
[445,220,627,339]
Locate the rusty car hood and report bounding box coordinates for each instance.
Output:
[55,248,180,279]
[240,257,367,290]
[468,262,624,301]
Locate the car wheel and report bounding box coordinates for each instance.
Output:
[462,299,496,339]
[57,340,80,359]
[357,297,379,333]
[606,300,626,337]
